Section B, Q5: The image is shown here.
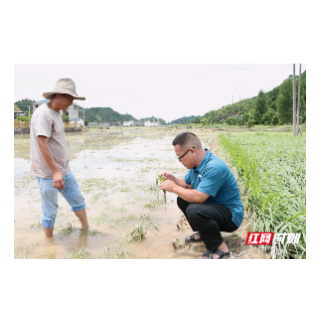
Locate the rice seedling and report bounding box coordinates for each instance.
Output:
[126,222,146,242]
[156,174,166,212]
[114,247,134,259]
[59,222,74,235]
[66,246,90,259]
[126,213,159,243]
[29,221,42,230]
[219,133,306,259]
[87,229,102,236]
[94,213,109,225]
[14,241,39,258]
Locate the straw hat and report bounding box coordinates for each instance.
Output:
[43,78,86,100]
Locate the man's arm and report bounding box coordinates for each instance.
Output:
[37,136,65,189]
[160,180,209,203]
[172,177,192,189]
[158,170,191,189]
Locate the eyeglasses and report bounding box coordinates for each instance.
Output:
[177,147,195,161]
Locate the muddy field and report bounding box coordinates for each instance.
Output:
[14,127,264,259]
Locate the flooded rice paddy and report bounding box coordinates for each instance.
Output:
[14,128,215,259]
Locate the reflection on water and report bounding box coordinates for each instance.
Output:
[14,128,213,259]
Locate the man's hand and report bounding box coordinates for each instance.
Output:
[159,180,177,193]
[158,171,175,181]
[53,172,65,189]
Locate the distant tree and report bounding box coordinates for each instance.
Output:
[15,115,28,121]
[140,116,166,125]
[14,104,20,111]
[169,115,200,125]
[14,99,35,114]
[261,108,279,125]
[83,107,136,123]
[296,64,302,135]
[226,116,238,125]
[254,90,267,124]
[293,64,296,135]
[277,78,293,124]
[191,117,201,123]
[85,120,89,126]
[247,119,256,128]
[61,113,70,122]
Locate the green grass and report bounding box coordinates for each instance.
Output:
[219,132,306,259]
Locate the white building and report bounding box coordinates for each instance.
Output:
[123,120,134,126]
[144,120,159,126]
[69,118,84,126]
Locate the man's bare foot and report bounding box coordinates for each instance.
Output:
[74,209,89,229]
[43,226,54,238]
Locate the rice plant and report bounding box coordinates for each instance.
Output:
[156,174,166,212]
[114,247,134,259]
[219,133,306,259]
[67,246,90,259]
[126,213,159,243]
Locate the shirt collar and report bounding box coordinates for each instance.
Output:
[193,148,211,172]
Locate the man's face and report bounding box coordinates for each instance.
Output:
[56,94,75,112]
[174,144,195,169]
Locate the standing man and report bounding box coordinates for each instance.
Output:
[30,78,89,237]
[159,132,243,259]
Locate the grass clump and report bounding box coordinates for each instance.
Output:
[219,133,306,259]
[126,213,159,243]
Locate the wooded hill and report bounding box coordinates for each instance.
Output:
[169,115,201,124]
[200,71,306,125]
[78,107,136,123]
[140,116,166,125]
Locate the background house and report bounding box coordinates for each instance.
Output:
[69,117,84,126]
[144,120,159,126]
[123,120,146,126]
[88,122,99,127]
[123,120,133,126]
[14,110,25,119]
[133,120,144,126]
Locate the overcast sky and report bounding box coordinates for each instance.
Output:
[14,64,306,122]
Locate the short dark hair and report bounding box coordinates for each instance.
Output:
[172,132,202,149]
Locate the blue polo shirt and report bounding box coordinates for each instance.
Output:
[184,149,244,227]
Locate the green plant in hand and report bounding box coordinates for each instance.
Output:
[156,174,166,212]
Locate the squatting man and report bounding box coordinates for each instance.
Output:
[30,78,89,238]
[159,132,244,259]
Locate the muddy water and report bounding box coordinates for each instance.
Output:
[15,128,217,259]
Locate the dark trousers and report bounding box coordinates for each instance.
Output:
[177,197,238,252]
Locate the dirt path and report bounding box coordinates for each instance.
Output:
[168,132,265,259]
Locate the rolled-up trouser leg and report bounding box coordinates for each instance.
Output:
[177,197,197,231]
[185,202,238,252]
